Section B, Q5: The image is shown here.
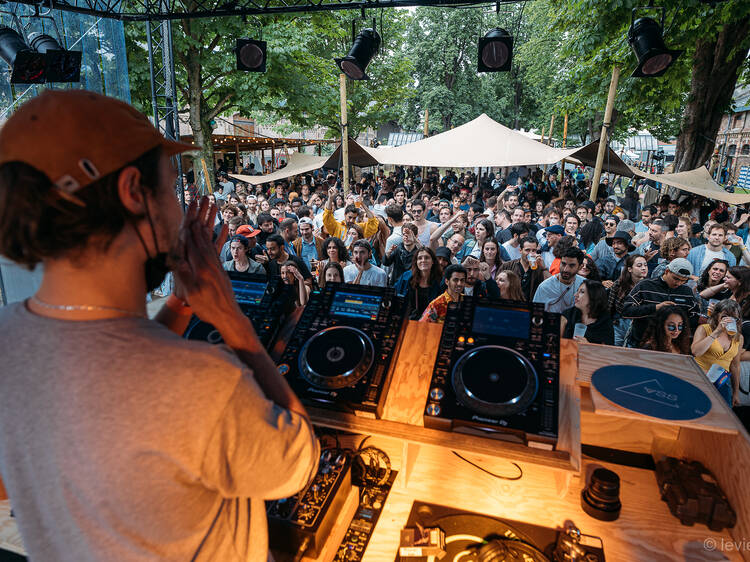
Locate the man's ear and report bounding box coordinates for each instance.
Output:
[117,166,146,215]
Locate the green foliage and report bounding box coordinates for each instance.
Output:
[532,0,750,142]
[125,9,413,157]
[401,5,544,134]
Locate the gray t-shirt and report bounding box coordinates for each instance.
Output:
[343,263,388,287]
[533,274,584,313]
[0,302,318,562]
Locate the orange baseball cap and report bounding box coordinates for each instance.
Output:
[0,89,196,202]
[236,225,260,238]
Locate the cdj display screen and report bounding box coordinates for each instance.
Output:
[231,279,266,307]
[472,306,530,339]
[330,291,381,320]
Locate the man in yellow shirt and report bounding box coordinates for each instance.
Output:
[322,186,380,239]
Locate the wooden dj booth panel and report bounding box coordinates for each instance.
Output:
[307,322,750,562]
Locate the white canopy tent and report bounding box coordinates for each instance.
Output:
[630,166,750,205]
[372,114,578,168]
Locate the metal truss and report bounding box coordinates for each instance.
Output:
[146,16,184,203]
[12,0,503,21]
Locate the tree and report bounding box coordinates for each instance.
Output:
[401,5,550,136]
[125,10,412,172]
[538,0,750,171]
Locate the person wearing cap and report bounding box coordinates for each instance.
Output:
[236,223,264,261]
[596,230,635,283]
[540,224,565,269]
[434,246,454,268]
[622,257,701,348]
[292,217,325,271]
[589,215,619,263]
[0,91,318,562]
[343,239,387,287]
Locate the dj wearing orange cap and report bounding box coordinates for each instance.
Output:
[0,91,318,561]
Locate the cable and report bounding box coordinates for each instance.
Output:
[452,451,523,481]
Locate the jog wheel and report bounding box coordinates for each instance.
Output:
[452,345,538,417]
[298,326,374,389]
[183,318,224,345]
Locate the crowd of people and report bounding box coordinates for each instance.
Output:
[187,160,750,420]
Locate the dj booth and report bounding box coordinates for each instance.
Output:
[2,279,750,561]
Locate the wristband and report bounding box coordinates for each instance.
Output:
[165,294,192,316]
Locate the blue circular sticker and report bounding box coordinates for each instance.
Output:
[278,363,290,376]
[592,365,712,421]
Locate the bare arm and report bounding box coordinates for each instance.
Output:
[731,336,742,406]
[699,282,729,300]
[691,324,718,357]
[174,197,309,419]
[429,211,464,249]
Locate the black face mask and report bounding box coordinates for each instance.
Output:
[133,190,171,293]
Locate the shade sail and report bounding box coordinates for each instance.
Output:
[323,137,381,168]
[230,151,326,185]
[630,165,750,205]
[568,141,635,178]
[371,113,578,168]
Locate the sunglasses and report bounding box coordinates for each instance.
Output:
[666,324,684,332]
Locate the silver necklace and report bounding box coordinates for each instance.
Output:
[30,296,146,318]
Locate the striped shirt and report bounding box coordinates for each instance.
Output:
[622,276,700,346]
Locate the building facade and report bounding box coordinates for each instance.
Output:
[715,86,750,186]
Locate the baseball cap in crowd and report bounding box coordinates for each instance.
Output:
[546,225,565,235]
[606,230,636,252]
[435,247,452,260]
[580,201,595,211]
[0,90,197,205]
[666,258,693,278]
[236,225,260,238]
[618,219,636,234]
[298,217,314,227]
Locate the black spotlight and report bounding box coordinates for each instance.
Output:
[236,38,266,72]
[0,27,81,84]
[0,27,44,84]
[28,32,82,82]
[336,28,381,81]
[628,15,683,78]
[477,28,513,73]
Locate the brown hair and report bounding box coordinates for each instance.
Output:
[0,147,161,269]
[659,236,689,261]
[497,269,524,301]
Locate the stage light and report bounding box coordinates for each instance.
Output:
[477,28,513,73]
[28,32,82,82]
[236,38,266,72]
[0,27,44,84]
[0,27,81,84]
[628,15,682,78]
[335,28,380,81]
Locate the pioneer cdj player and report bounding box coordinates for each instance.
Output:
[424,298,561,446]
[277,283,408,418]
[183,272,294,349]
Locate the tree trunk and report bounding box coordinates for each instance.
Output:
[675,16,750,173]
[185,46,215,191]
